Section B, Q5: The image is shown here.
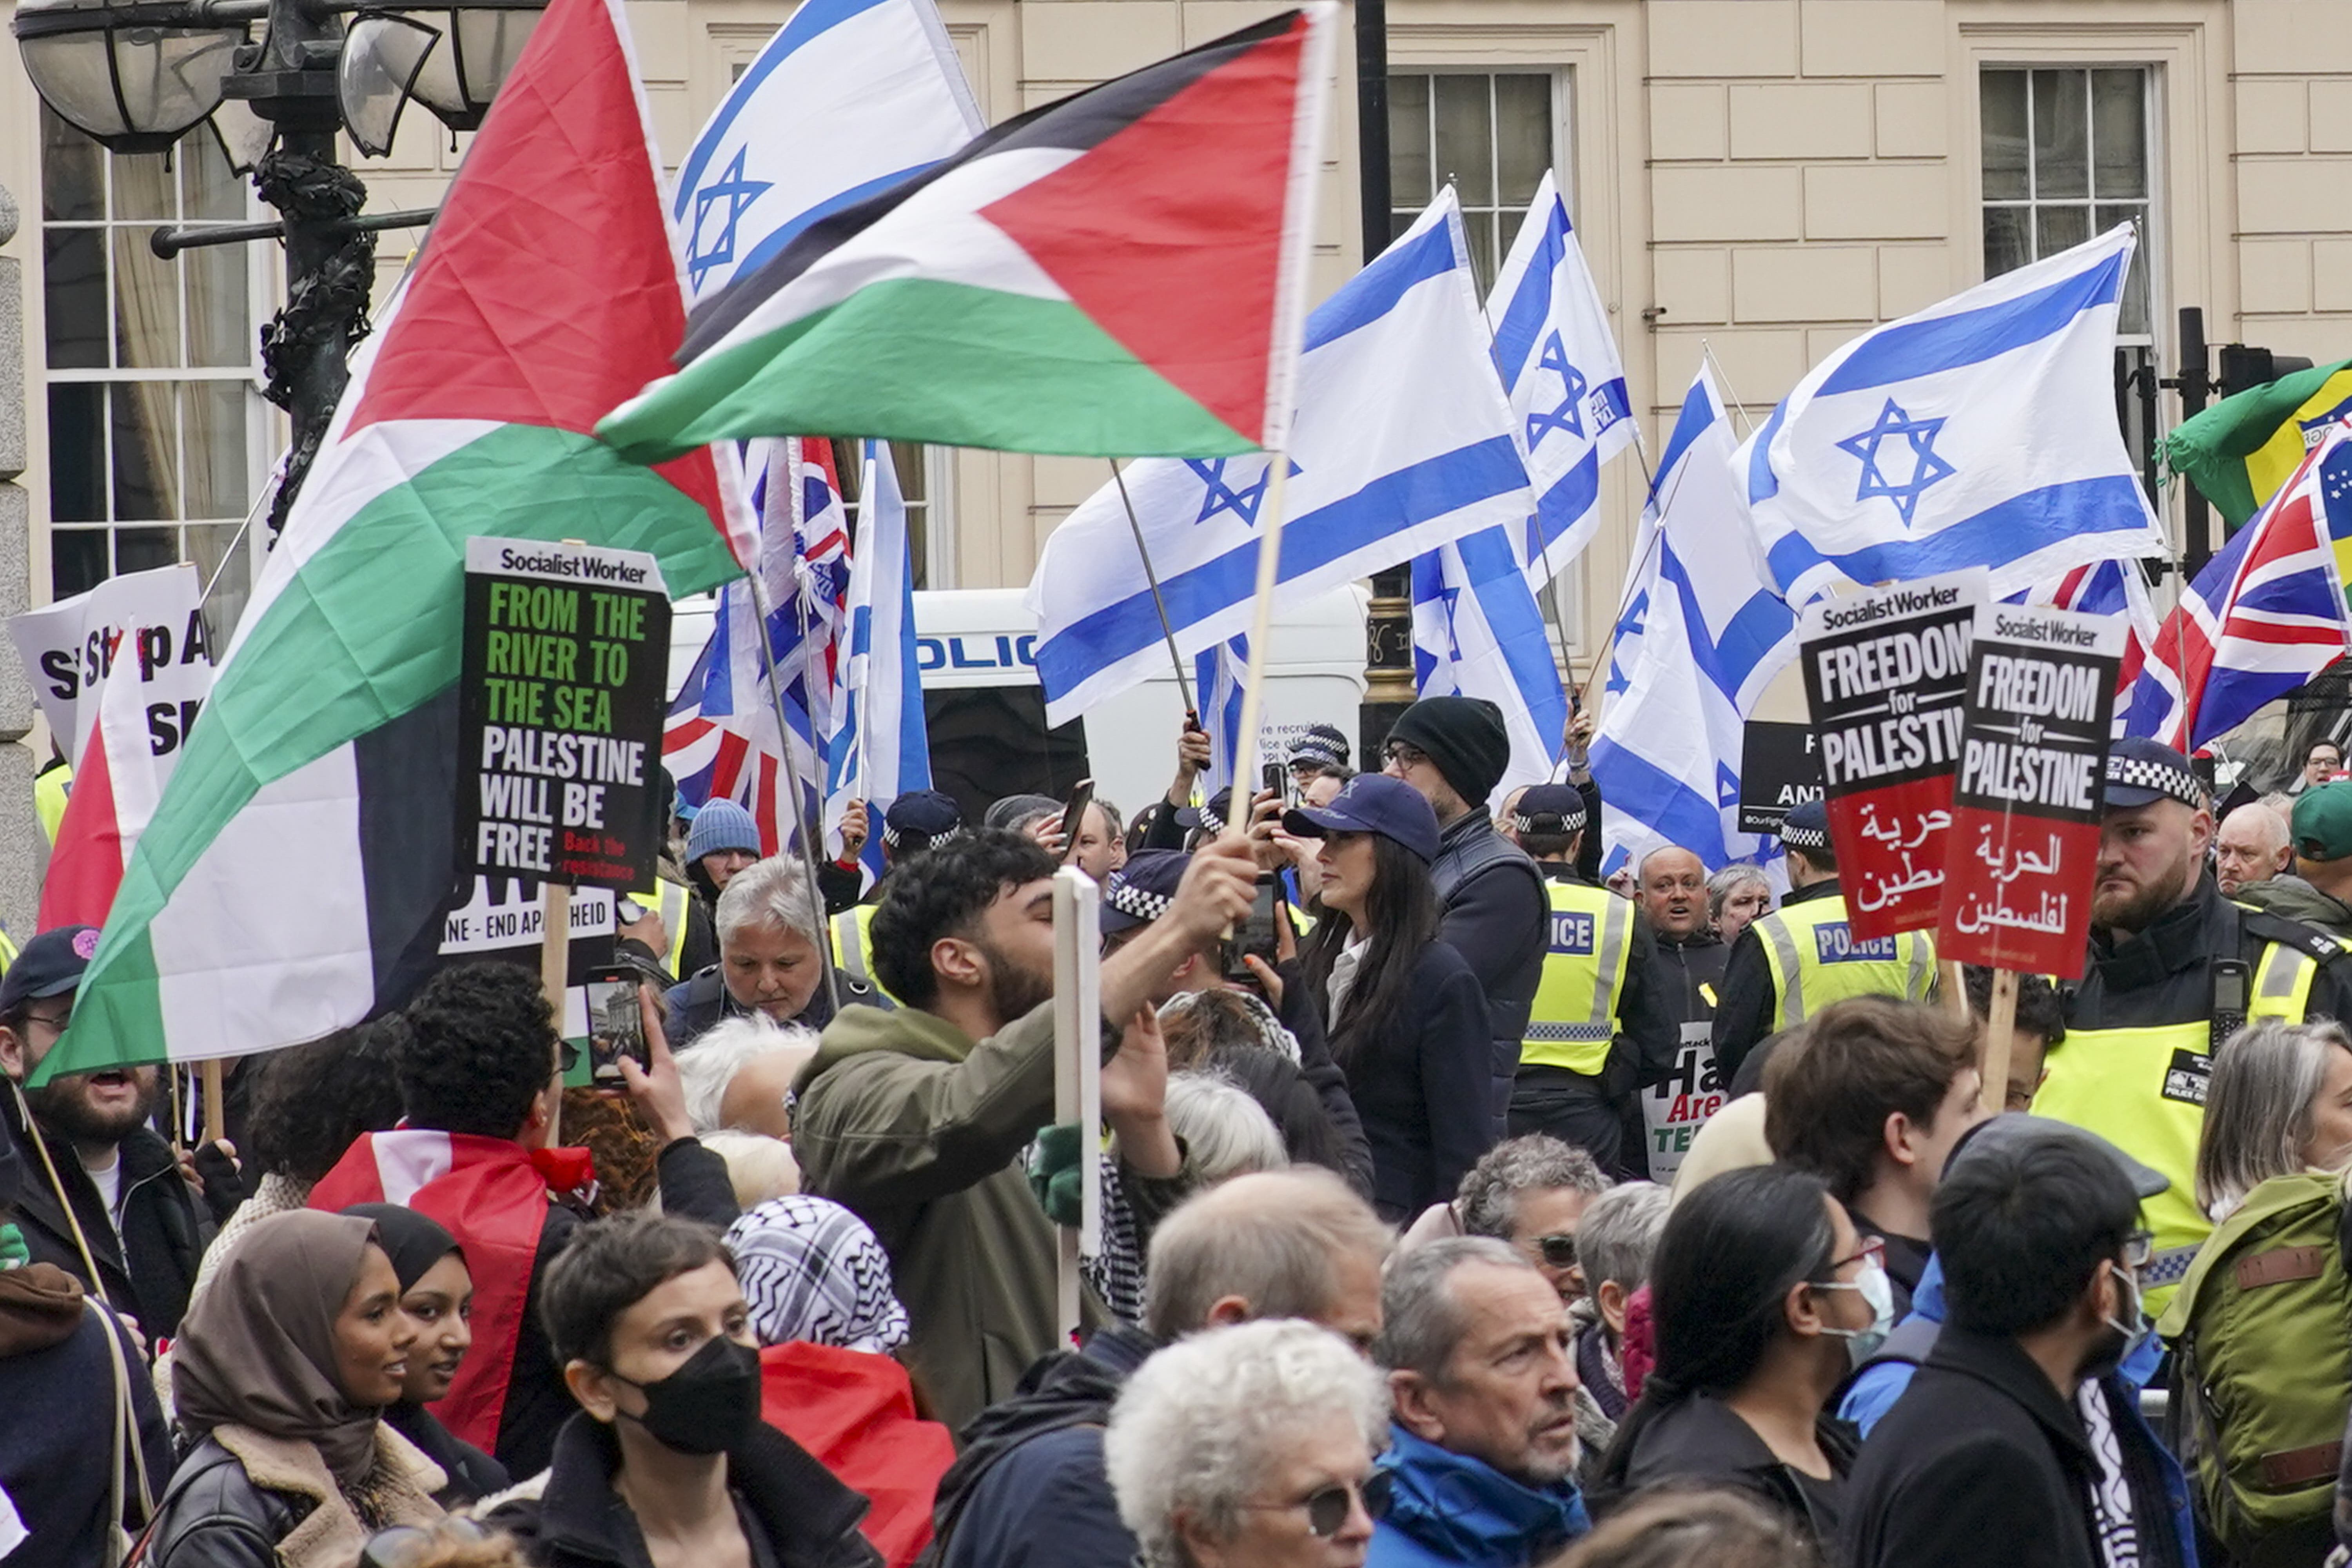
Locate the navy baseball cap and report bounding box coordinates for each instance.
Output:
[883,789,964,848]
[0,925,98,1017]
[1102,850,1190,935]
[2104,736,2202,811]
[1778,798,1831,852]
[1283,773,1442,863]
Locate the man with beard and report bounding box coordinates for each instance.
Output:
[0,925,211,1341]
[2032,737,2352,1305]
[1368,1238,1590,1568]
[790,826,1256,1430]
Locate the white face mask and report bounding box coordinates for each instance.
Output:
[1815,1258,1896,1365]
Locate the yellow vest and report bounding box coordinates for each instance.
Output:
[830,902,898,1003]
[1752,893,1935,1030]
[1521,880,1636,1077]
[624,880,691,976]
[0,927,18,975]
[2032,941,2317,1310]
[34,765,69,846]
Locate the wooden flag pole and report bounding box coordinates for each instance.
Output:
[1223,454,1296,831]
[1978,967,2018,1116]
[1051,867,1102,1340]
[200,1059,225,1145]
[1938,959,1971,1026]
[541,880,570,1141]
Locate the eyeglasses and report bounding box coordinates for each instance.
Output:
[21,1010,70,1034]
[1245,1472,1391,1537]
[1530,1233,1579,1269]
[1829,1236,1887,1274]
[1383,741,1429,769]
[2122,1229,2154,1269]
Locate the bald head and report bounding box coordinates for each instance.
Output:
[1143,1168,1393,1349]
[2216,802,2292,896]
[1637,847,1707,940]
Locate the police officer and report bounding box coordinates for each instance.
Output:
[828,789,963,1001]
[1710,799,1935,1082]
[2034,737,2352,1301]
[1506,784,1677,1174]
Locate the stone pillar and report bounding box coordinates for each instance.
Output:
[0,185,41,940]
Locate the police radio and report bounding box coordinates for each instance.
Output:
[2210,959,2250,1053]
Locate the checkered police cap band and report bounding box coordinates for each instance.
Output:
[2107,753,2202,810]
[1193,803,1224,835]
[1779,819,1831,851]
[1105,876,1172,924]
[1510,804,1586,836]
[882,824,965,851]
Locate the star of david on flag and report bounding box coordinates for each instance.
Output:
[1740,224,2163,604]
[1525,332,1592,448]
[687,149,774,292]
[1187,456,1302,527]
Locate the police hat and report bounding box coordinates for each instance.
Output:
[1508,783,1587,837]
[1778,799,1831,853]
[1101,850,1190,935]
[2104,736,2202,812]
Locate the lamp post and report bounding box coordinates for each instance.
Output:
[13,0,544,533]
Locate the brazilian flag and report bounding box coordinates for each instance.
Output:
[2164,359,2352,530]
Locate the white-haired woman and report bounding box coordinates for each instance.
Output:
[1106,1319,1390,1568]
[664,857,839,1047]
[2196,1018,2352,1221]
[1707,866,1774,946]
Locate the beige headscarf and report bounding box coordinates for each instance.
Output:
[173,1210,387,1489]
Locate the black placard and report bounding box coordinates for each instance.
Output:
[1737,721,1827,834]
[457,537,670,891]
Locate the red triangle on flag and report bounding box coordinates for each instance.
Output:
[980,17,1310,447]
[344,0,728,529]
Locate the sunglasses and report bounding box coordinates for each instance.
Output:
[1247,1472,1391,1538]
[1531,1233,1579,1269]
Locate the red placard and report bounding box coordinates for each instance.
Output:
[1936,602,2122,979]
[1798,570,1987,940]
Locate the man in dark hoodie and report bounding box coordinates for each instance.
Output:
[1633,846,1729,1177]
[929,1169,1390,1568]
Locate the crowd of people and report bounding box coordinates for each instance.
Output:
[9,697,2352,1568]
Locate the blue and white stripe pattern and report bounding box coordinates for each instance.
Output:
[1740,225,2165,605]
[1485,170,1636,589]
[671,0,982,299]
[1192,634,1250,797]
[1410,530,1567,802]
[823,441,935,887]
[1592,365,1794,874]
[1028,188,1535,727]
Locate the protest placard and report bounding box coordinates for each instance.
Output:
[1797,569,1986,939]
[1936,602,2122,979]
[1736,721,1826,835]
[458,539,670,890]
[8,563,214,766]
[1640,1024,1727,1183]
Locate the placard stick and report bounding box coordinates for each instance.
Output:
[1223,454,1296,832]
[1051,867,1103,1339]
[1979,967,2018,1116]
[541,880,569,1142]
[200,1060,225,1145]
[1938,960,1971,1025]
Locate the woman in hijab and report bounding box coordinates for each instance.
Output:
[341,1205,511,1505]
[724,1196,954,1567]
[145,1210,448,1568]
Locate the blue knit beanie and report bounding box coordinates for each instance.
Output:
[685,798,762,864]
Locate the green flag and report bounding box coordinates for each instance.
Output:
[2163,359,2352,530]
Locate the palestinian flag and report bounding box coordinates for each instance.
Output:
[598,5,1335,465]
[38,0,751,1081]
[2166,359,2352,529]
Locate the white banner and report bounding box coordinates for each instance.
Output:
[8,563,214,767]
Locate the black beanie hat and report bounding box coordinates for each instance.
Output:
[1388,696,1510,808]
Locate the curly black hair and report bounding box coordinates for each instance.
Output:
[244,1017,410,1182]
[869,828,1058,1009]
[396,962,559,1138]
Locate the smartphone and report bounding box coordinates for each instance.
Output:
[1058,777,1096,861]
[584,965,647,1081]
[1223,874,1283,982]
[1261,760,1287,808]
[2210,958,2250,1050]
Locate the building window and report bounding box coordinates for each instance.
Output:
[1387,72,1556,289]
[40,107,263,603]
[1980,67,2152,338]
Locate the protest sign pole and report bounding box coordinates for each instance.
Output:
[1224,456,1296,832]
[1051,868,1102,1339]
[200,1060,225,1144]
[1109,461,1198,719]
[1979,967,2018,1114]
[1939,961,1971,1026]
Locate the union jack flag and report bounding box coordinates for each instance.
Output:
[664,437,853,855]
[2122,420,2352,753]
[2006,556,2163,709]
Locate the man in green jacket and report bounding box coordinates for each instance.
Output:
[790,827,1256,1431]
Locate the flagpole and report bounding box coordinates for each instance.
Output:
[1224,453,1295,835]
[1110,460,1199,718]
[746,571,845,1002]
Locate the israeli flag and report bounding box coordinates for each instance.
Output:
[1192,635,1250,798]
[1411,531,1567,801]
[1742,225,2165,605]
[673,0,982,301]
[1029,189,1534,726]
[1487,171,1637,588]
[1592,365,1795,873]
[824,442,935,885]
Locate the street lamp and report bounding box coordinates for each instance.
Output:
[13,0,546,532]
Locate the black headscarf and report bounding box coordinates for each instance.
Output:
[340,1204,462,1292]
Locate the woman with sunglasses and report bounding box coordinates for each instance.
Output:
[1281,775,1493,1223]
[1589,1165,1881,1543]
[1107,1319,1391,1568]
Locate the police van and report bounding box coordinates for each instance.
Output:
[668,587,1369,823]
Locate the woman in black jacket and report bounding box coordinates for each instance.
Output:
[1590,1165,1884,1544]
[1284,773,1491,1221]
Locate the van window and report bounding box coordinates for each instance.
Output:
[924,687,1089,827]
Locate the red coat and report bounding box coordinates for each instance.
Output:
[760,1342,956,1568]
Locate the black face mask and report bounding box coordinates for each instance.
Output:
[611,1334,761,1455]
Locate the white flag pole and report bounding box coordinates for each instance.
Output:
[1222,457,1294,834]
[1051,867,1102,1338]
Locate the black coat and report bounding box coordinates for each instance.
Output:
[0,1286,172,1568]
[1330,939,1502,1222]
[1430,810,1548,1123]
[1649,930,1728,1030]
[384,1401,509,1506]
[1269,956,1376,1198]
[1840,1327,2104,1568]
[7,1109,209,1342]
[1591,1392,1858,1544]
[488,1412,880,1568]
[2070,873,2352,1033]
